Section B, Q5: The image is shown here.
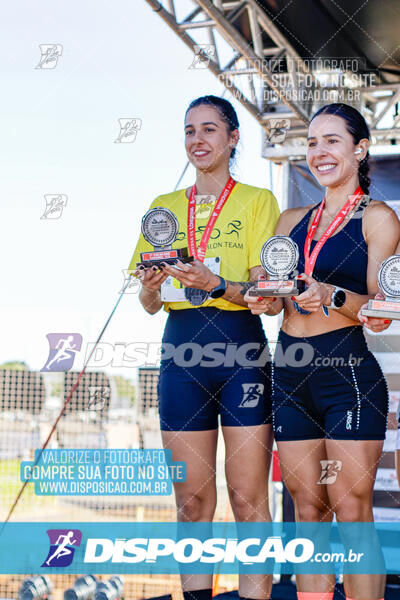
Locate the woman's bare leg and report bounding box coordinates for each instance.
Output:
[162,429,218,593]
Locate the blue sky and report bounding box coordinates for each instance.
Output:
[0,0,284,376]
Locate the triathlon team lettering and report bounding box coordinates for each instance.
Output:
[176,220,243,243]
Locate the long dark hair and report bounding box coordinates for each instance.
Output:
[310,103,371,195]
[185,95,239,160]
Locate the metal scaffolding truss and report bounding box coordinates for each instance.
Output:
[145,0,400,161]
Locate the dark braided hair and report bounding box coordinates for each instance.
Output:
[185,95,239,160]
[310,103,371,195]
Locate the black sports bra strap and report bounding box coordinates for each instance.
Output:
[304,201,322,230]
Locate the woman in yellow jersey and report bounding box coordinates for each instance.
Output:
[128,96,280,600]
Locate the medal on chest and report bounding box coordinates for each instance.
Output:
[294,186,364,316]
[185,178,236,305]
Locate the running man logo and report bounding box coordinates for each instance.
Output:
[36,44,63,69]
[41,333,82,372]
[317,460,342,485]
[239,383,264,408]
[40,194,67,220]
[266,118,291,144]
[352,194,371,218]
[41,529,82,567]
[120,270,141,294]
[88,386,110,411]
[195,195,216,219]
[115,119,142,144]
[189,44,216,69]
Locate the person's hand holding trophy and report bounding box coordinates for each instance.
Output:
[248,235,306,297]
[361,255,400,321]
[133,207,193,295]
[244,235,306,315]
[137,207,193,268]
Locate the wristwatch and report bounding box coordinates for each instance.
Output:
[209,276,227,299]
[326,286,346,309]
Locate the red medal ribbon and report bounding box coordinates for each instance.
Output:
[187,177,236,262]
[304,185,364,276]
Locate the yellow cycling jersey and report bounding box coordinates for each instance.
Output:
[128,181,280,311]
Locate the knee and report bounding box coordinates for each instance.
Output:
[229,487,270,521]
[176,492,216,522]
[293,494,330,522]
[334,496,372,522]
[296,504,327,522]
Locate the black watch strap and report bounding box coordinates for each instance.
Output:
[209,276,227,299]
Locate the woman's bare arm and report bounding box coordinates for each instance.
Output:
[136,266,169,315]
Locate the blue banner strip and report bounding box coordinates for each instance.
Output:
[0,522,399,574]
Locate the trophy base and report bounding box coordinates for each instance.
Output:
[361,309,400,319]
[361,299,400,320]
[361,300,400,320]
[248,279,306,297]
[138,247,193,268]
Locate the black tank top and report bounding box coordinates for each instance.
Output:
[289,203,368,295]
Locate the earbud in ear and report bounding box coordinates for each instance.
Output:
[354,148,363,155]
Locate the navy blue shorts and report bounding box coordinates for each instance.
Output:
[272,326,389,441]
[158,308,272,431]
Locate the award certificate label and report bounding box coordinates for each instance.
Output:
[257,280,294,292]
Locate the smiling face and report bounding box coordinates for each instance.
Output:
[184,104,238,172]
[307,113,368,189]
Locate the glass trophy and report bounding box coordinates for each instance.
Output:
[361,255,400,320]
[137,207,193,267]
[248,235,306,297]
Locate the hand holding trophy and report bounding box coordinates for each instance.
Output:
[137,207,194,268]
[248,235,306,297]
[361,255,400,320]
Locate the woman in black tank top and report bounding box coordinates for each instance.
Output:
[245,104,400,600]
